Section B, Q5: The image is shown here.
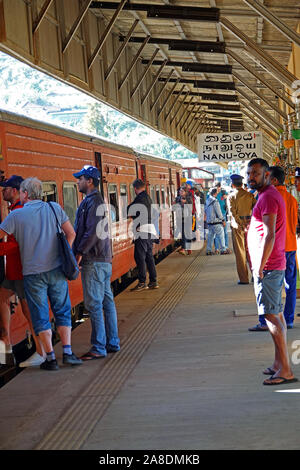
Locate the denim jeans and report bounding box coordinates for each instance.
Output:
[81,261,120,355]
[23,266,72,335]
[215,223,228,250]
[206,224,226,252]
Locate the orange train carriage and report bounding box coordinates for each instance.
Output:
[0,110,182,352]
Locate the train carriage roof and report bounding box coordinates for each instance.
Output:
[0,109,182,168]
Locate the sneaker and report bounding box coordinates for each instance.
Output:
[178,249,187,255]
[287,324,293,329]
[148,281,159,289]
[19,352,45,368]
[63,353,83,366]
[215,250,220,255]
[187,250,192,255]
[40,359,59,371]
[130,282,148,292]
[106,345,120,353]
[206,251,213,256]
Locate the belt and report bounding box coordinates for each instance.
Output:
[240,216,251,220]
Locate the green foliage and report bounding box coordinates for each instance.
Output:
[0,51,197,161]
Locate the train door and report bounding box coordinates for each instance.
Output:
[141,164,146,183]
[94,152,104,197]
[135,160,139,179]
[176,171,181,190]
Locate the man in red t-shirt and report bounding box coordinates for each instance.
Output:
[0,175,45,367]
[247,158,297,386]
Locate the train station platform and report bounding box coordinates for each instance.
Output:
[1,243,300,451]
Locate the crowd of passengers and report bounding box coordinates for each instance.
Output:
[1,158,300,387]
[0,167,161,370]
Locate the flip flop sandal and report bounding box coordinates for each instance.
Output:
[263,367,276,376]
[263,376,298,386]
[80,352,106,360]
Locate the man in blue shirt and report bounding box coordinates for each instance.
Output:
[215,182,230,253]
[0,177,82,370]
[73,166,120,360]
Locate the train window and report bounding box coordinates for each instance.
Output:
[161,186,165,205]
[120,184,128,220]
[129,184,135,203]
[42,182,58,202]
[150,185,155,203]
[156,185,160,206]
[63,182,78,226]
[108,184,119,222]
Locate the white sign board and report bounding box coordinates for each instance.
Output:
[197,131,263,162]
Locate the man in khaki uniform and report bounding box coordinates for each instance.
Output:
[227,174,257,284]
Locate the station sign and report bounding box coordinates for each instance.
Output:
[197,131,263,162]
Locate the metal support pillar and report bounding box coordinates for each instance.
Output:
[221,17,298,89]
[32,0,54,34]
[237,87,283,131]
[228,49,295,109]
[150,68,174,111]
[131,48,159,98]
[184,104,203,131]
[141,60,168,105]
[88,0,127,69]
[175,95,194,129]
[243,0,300,48]
[242,107,277,142]
[180,103,199,132]
[243,45,296,91]
[232,70,287,121]
[188,113,205,138]
[169,91,190,126]
[119,36,150,91]
[62,0,92,53]
[157,78,180,117]
[164,85,185,122]
[105,19,139,80]
[239,99,279,133]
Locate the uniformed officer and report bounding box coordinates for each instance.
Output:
[227,174,257,284]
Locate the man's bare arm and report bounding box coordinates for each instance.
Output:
[61,220,76,247]
[257,213,276,278]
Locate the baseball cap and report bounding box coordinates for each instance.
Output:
[0,175,24,190]
[73,165,100,180]
[295,167,300,177]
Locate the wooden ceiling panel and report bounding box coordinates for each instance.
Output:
[0,0,298,158]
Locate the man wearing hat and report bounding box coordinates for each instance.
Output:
[227,173,257,284]
[0,175,45,367]
[0,177,82,370]
[73,166,120,360]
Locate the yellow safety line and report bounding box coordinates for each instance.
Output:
[35,251,206,450]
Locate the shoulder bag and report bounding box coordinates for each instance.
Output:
[48,202,79,281]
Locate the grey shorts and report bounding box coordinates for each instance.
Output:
[1,278,25,299]
[253,270,285,316]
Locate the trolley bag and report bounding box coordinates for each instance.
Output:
[48,202,79,281]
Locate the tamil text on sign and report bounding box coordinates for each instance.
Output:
[197,131,263,162]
